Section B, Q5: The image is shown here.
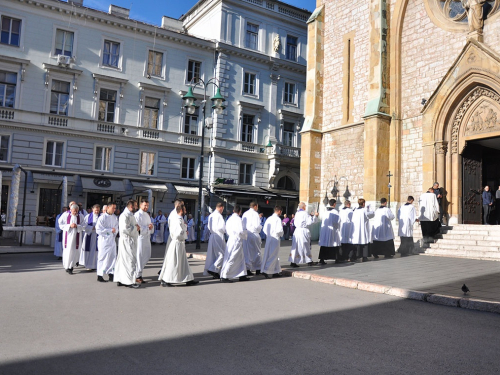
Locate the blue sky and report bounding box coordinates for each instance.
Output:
[82,0,317,25]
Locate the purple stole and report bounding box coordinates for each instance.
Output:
[84,213,99,252]
[65,214,81,249]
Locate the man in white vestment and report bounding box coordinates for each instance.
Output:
[187,214,196,243]
[398,196,419,256]
[242,201,263,275]
[54,206,68,260]
[204,202,226,278]
[318,199,341,264]
[261,206,284,278]
[371,198,396,259]
[80,204,100,270]
[339,200,355,261]
[157,199,184,277]
[419,188,441,238]
[201,212,210,242]
[351,198,375,262]
[114,200,141,289]
[153,210,167,244]
[95,203,119,282]
[289,202,319,267]
[135,199,154,284]
[159,204,199,287]
[220,205,250,283]
[60,204,85,274]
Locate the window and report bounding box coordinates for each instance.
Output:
[241,114,254,143]
[103,40,120,68]
[277,176,296,191]
[181,157,196,179]
[143,97,160,129]
[1,16,21,47]
[243,72,256,95]
[284,82,296,104]
[38,188,61,217]
[184,107,199,135]
[140,152,156,175]
[239,163,252,185]
[283,122,295,147]
[246,23,259,50]
[50,80,70,116]
[0,135,10,162]
[98,89,117,123]
[147,50,163,77]
[55,29,74,57]
[0,71,16,108]
[187,60,201,83]
[95,146,112,171]
[286,36,298,61]
[45,141,64,167]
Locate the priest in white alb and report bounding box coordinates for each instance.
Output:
[95,203,119,282]
[242,201,263,275]
[158,199,184,277]
[153,210,167,244]
[220,205,250,283]
[60,203,85,274]
[289,202,319,267]
[135,199,154,283]
[114,200,141,289]
[339,200,355,261]
[419,187,441,238]
[204,202,226,278]
[398,196,419,256]
[261,206,284,278]
[318,199,341,264]
[351,199,375,262]
[371,198,396,259]
[79,204,101,270]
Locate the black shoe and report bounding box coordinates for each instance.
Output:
[117,282,125,287]
[220,278,233,283]
[255,270,261,275]
[212,273,220,279]
[247,270,254,276]
[57,257,62,260]
[97,276,108,283]
[128,283,141,289]
[108,274,114,282]
[161,281,172,287]
[158,270,161,275]
[319,259,327,265]
[273,273,283,278]
[290,263,299,268]
[239,276,250,281]
[76,262,79,267]
[67,268,73,275]
[308,261,318,266]
[186,280,199,286]
[362,257,369,262]
[137,276,147,284]
[262,272,271,279]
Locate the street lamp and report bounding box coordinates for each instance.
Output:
[182,78,226,250]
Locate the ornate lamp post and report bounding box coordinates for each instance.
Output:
[182,79,226,250]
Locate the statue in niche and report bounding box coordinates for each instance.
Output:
[461,0,487,33]
[273,34,281,53]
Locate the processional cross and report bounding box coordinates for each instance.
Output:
[387,171,393,207]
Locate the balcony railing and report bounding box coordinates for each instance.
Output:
[141,129,160,139]
[274,144,300,158]
[96,122,116,134]
[181,134,201,145]
[241,142,256,153]
[0,108,15,120]
[47,115,68,127]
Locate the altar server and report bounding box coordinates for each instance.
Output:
[135,199,154,283]
[419,188,441,238]
[351,199,375,262]
[289,202,319,267]
[318,199,341,264]
[339,200,355,261]
[95,203,119,282]
[54,206,68,259]
[220,205,250,283]
[114,200,141,289]
[61,204,85,274]
[242,201,263,275]
[398,196,419,256]
[80,204,100,270]
[153,210,167,244]
[158,199,184,277]
[261,206,284,278]
[204,202,226,278]
[371,198,396,259]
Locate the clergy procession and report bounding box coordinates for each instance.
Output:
[54,187,440,287]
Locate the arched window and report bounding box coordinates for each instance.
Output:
[277,176,296,191]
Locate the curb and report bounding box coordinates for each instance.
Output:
[186,252,500,315]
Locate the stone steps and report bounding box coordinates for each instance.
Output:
[424,248,500,261]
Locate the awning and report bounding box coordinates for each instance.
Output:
[213,184,299,199]
[33,173,75,185]
[81,177,125,193]
[174,184,208,196]
[131,181,168,192]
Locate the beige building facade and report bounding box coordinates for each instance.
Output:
[302,0,500,225]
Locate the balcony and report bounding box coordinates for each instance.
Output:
[0,108,15,120]
[273,144,300,158]
[47,115,69,127]
[180,134,201,146]
[141,129,160,140]
[96,122,116,134]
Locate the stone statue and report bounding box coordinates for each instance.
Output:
[273,34,281,53]
[461,0,487,33]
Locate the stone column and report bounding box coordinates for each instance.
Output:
[7,165,21,227]
[435,141,448,222]
[61,176,68,210]
[269,67,280,143]
[449,152,461,225]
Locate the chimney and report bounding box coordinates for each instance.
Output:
[161,16,183,31]
[69,0,84,5]
[108,4,130,19]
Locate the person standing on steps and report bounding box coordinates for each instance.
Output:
[433,182,444,225]
[482,186,493,225]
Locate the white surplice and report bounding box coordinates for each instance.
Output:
[134,209,154,278]
[371,207,395,241]
[351,207,375,245]
[153,214,167,243]
[318,209,341,247]
[261,213,284,275]
[54,213,63,257]
[204,211,227,275]
[339,207,354,244]
[288,209,318,264]
[398,203,417,237]
[418,192,440,221]
[79,213,100,269]
[220,213,247,279]
[60,212,85,270]
[159,214,194,283]
[95,213,119,276]
[242,208,262,271]
[114,208,139,285]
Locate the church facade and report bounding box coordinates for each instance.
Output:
[302,0,500,225]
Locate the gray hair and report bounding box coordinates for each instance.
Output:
[70,204,79,210]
